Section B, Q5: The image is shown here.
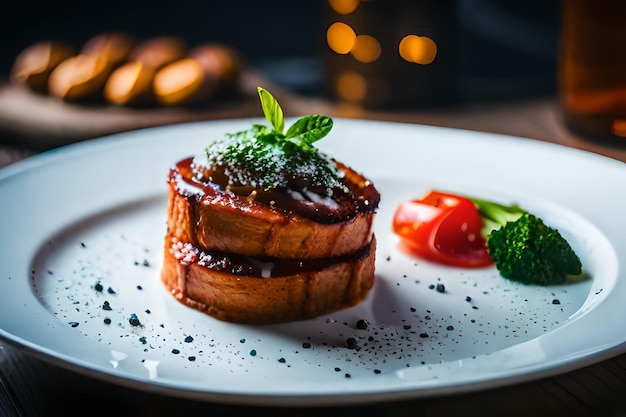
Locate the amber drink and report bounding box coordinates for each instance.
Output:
[560,1,626,144]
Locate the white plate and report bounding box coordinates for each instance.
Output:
[1,118,625,406]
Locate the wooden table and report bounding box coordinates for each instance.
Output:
[1,73,626,417]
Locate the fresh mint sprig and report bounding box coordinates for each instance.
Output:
[257,86,333,154]
[204,87,340,190]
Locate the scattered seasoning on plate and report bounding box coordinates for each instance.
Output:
[36,219,586,382]
[134,259,151,267]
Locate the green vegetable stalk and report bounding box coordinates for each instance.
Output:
[469,197,583,286]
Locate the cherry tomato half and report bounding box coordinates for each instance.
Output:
[392,190,493,268]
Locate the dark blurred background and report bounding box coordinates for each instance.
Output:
[0,0,561,104]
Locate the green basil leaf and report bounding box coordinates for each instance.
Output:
[257,87,284,134]
[285,115,333,145]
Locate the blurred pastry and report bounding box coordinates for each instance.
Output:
[104,36,188,106]
[80,32,135,67]
[103,61,158,106]
[127,36,187,68]
[153,57,216,106]
[188,43,241,88]
[48,54,112,101]
[10,41,75,93]
[153,43,242,106]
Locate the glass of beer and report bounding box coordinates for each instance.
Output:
[559,1,626,145]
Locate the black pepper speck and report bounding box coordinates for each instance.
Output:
[172,349,180,354]
[302,342,311,349]
[346,338,359,350]
[128,313,141,327]
[356,319,369,330]
[436,283,446,293]
[188,356,196,362]
[552,299,561,305]
[102,301,112,311]
[184,336,194,343]
[69,322,79,328]
[250,349,257,356]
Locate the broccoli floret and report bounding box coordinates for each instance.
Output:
[469,197,583,286]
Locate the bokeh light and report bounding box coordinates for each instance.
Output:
[328,0,360,15]
[351,35,381,63]
[399,35,437,64]
[336,70,367,102]
[327,22,357,55]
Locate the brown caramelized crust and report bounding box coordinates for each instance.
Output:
[161,235,376,324]
[166,157,380,259]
